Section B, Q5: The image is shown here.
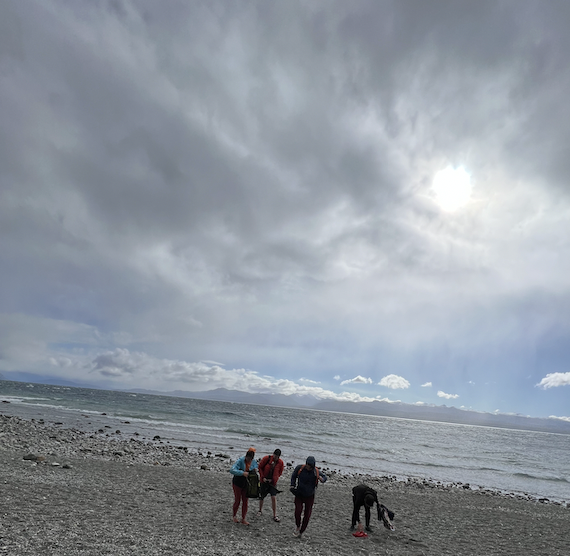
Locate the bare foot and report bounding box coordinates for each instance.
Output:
[232,516,239,523]
[241,519,250,526]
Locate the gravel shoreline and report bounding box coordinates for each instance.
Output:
[1,413,568,555]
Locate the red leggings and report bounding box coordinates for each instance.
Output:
[294,495,315,533]
[232,484,248,519]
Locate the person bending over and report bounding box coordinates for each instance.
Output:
[257,448,284,522]
[350,483,395,532]
[290,456,327,538]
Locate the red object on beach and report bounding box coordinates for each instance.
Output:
[352,531,368,538]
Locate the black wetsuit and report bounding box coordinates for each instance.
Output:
[351,484,379,528]
[351,483,395,531]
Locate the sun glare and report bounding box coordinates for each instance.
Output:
[432,166,472,212]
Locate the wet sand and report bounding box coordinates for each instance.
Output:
[1,413,568,555]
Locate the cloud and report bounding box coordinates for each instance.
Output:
[2,1,570,419]
[50,348,383,402]
[536,372,570,389]
[338,391,377,403]
[421,382,432,388]
[378,375,410,389]
[340,375,373,386]
[437,390,459,400]
[549,415,570,422]
[299,377,320,384]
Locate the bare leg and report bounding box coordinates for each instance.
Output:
[232,484,242,522]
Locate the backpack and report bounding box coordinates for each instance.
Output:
[246,470,260,498]
[299,464,319,485]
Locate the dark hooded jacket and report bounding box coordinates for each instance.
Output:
[290,456,327,497]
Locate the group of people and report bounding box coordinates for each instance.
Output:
[230,447,395,538]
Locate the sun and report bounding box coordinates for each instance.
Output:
[432,166,472,212]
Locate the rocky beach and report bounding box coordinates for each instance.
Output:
[1,413,568,555]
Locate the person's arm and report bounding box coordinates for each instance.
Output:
[273,459,284,484]
[258,455,266,475]
[259,455,269,481]
[229,457,247,477]
[318,470,327,483]
[290,465,300,488]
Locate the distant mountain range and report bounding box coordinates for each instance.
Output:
[2,372,569,435]
[131,387,570,435]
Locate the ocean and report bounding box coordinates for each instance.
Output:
[1,380,569,503]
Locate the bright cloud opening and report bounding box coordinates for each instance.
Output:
[432,166,472,211]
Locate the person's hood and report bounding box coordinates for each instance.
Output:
[305,456,316,467]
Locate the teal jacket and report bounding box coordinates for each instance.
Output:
[230,455,259,477]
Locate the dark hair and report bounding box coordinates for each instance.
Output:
[364,494,375,507]
[273,449,281,458]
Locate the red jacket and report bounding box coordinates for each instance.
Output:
[258,454,284,486]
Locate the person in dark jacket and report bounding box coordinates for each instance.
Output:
[290,456,327,538]
[350,483,395,532]
[257,448,284,522]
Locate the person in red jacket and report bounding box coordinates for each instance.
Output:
[257,448,284,522]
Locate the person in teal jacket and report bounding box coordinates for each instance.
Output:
[229,447,259,525]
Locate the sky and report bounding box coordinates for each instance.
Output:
[1,0,570,420]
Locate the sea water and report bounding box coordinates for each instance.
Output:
[1,380,569,503]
